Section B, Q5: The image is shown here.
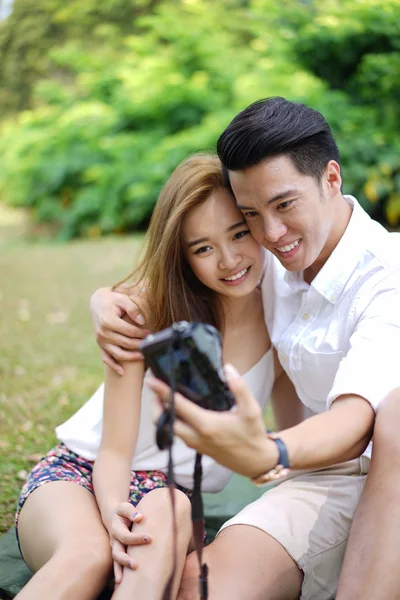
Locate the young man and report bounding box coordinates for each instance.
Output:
[91,97,400,599]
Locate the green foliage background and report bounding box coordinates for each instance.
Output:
[0,0,399,238]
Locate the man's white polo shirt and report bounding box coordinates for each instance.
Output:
[262,196,400,456]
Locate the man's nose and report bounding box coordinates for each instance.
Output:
[263,218,287,244]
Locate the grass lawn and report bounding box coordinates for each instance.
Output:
[0,206,144,533]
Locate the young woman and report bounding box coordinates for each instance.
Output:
[15,154,286,600]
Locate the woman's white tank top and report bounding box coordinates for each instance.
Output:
[56,348,274,493]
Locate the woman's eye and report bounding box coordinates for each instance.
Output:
[194,245,212,255]
[234,230,250,240]
[244,211,259,219]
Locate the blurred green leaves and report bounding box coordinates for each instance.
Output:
[0,0,399,237]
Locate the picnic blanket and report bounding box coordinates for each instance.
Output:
[0,474,265,599]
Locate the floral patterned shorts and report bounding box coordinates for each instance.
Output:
[15,442,191,531]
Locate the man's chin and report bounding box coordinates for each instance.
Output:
[272,252,304,272]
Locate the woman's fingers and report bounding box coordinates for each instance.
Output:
[112,539,138,576]
[110,506,152,580]
[112,509,152,547]
[116,502,143,523]
[114,559,123,584]
[112,522,152,546]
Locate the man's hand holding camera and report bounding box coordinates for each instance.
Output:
[147,363,282,481]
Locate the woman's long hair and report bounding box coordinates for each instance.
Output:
[117,154,227,332]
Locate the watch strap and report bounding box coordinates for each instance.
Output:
[271,436,291,469]
[251,435,291,487]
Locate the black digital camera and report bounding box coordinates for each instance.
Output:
[140,321,235,413]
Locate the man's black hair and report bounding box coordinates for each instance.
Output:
[217,97,340,183]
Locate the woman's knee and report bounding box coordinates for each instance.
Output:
[137,487,192,528]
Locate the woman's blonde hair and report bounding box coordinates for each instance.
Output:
[118,153,229,332]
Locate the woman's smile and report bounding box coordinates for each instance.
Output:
[220,266,251,286]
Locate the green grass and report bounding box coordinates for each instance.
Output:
[0,207,144,533]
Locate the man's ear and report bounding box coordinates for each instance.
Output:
[324,160,342,196]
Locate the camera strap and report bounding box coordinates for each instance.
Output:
[192,452,208,599]
[161,333,179,600]
[161,435,179,600]
[161,326,209,600]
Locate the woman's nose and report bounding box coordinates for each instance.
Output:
[218,248,241,271]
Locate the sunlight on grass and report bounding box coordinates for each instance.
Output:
[0,233,144,532]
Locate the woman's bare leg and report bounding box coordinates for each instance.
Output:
[178,525,302,600]
[16,481,112,600]
[113,488,192,600]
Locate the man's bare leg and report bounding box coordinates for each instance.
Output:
[178,524,303,600]
[337,388,400,600]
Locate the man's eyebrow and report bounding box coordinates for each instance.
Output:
[267,189,299,205]
[187,220,246,248]
[237,189,299,210]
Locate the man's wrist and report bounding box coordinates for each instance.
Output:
[249,434,280,479]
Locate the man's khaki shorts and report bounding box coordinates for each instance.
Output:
[218,457,370,600]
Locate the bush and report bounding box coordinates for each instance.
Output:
[0,0,399,237]
[290,0,400,224]
[0,0,322,237]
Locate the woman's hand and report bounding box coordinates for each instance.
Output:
[147,364,279,479]
[90,287,151,374]
[108,503,152,584]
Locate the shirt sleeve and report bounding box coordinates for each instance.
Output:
[327,270,400,411]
